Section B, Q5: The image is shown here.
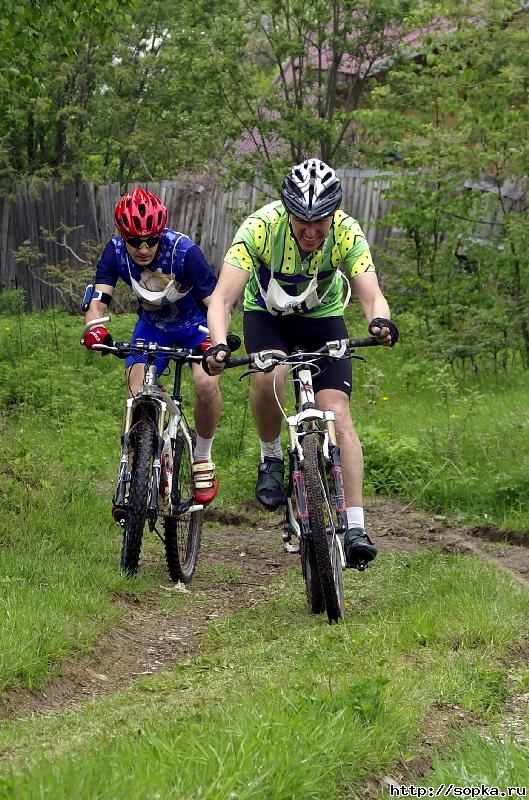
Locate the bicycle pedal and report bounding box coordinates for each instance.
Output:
[171,501,204,516]
[283,542,300,554]
[112,505,127,525]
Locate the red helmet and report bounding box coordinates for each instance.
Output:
[114,188,168,237]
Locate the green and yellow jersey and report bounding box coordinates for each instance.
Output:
[224,201,375,317]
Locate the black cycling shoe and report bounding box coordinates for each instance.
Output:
[255,457,285,510]
[344,527,377,570]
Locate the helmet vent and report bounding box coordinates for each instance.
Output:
[280,158,342,221]
[114,188,168,236]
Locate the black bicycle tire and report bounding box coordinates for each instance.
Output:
[324,462,345,618]
[120,418,156,575]
[300,537,325,615]
[302,433,343,623]
[164,429,203,583]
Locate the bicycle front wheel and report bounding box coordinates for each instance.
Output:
[302,432,344,623]
[164,429,203,583]
[300,536,325,615]
[121,418,156,575]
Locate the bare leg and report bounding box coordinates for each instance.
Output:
[250,359,289,509]
[249,358,289,441]
[315,388,363,507]
[191,363,222,438]
[315,388,376,567]
[126,363,146,399]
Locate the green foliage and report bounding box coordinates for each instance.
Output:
[0,308,152,692]
[361,426,433,496]
[361,0,529,368]
[0,288,25,314]
[0,0,237,185]
[353,335,529,530]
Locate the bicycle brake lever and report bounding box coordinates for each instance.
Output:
[253,350,283,368]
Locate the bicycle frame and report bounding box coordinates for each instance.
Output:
[114,353,197,523]
[223,335,382,620]
[282,358,347,564]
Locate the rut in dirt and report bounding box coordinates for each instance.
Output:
[1,497,528,721]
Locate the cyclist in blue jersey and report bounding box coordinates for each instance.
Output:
[204,159,399,569]
[83,188,220,505]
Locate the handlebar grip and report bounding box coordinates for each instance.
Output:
[224,354,254,369]
[347,337,381,347]
[82,316,111,336]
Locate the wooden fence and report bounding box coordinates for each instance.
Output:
[0,170,394,311]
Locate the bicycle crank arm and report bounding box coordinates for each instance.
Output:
[172,499,204,515]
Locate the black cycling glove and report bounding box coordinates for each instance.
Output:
[368,317,399,347]
[201,343,231,375]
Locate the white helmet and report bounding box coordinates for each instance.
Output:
[281,158,342,221]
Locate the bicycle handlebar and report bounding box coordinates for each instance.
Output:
[91,340,204,362]
[222,336,382,372]
[88,335,381,369]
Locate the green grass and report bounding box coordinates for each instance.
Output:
[1,306,529,796]
[346,312,529,532]
[380,730,529,799]
[0,307,262,692]
[0,550,528,798]
[1,306,529,695]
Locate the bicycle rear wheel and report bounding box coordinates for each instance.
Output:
[121,417,156,575]
[302,432,344,623]
[164,429,203,583]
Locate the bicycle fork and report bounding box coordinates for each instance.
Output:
[283,412,348,558]
[114,395,166,523]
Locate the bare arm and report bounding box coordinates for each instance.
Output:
[352,271,395,346]
[83,283,115,326]
[204,263,249,374]
[207,263,250,345]
[352,272,390,322]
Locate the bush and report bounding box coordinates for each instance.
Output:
[360,425,433,496]
[0,288,25,314]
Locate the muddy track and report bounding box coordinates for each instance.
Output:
[1,497,528,722]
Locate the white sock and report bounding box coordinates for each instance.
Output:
[259,437,283,461]
[346,507,365,529]
[194,434,214,462]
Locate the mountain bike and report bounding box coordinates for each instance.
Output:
[83,318,238,582]
[224,336,382,624]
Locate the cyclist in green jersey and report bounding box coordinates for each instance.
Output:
[204,159,399,569]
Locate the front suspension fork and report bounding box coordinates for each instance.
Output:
[285,439,348,540]
[114,421,164,518]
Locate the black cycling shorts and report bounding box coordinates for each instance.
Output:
[243,310,353,397]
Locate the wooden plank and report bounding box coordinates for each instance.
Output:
[97,183,120,241]
[211,186,228,271]
[201,184,218,261]
[1,171,407,309]
[0,196,12,290]
[364,180,375,244]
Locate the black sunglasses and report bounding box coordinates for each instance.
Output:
[123,234,161,249]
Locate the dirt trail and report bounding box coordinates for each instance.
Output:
[1,497,528,722]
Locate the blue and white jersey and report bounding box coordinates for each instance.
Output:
[94,229,216,334]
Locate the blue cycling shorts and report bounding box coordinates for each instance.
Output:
[125,319,208,375]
